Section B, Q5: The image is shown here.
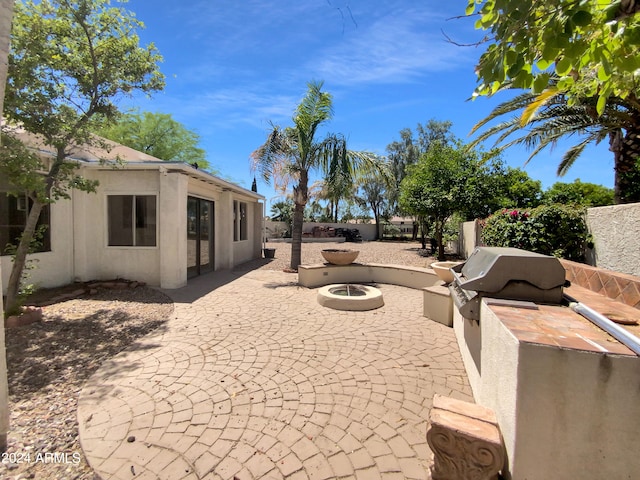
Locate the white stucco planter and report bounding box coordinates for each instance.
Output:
[321,249,360,265]
[430,261,462,284]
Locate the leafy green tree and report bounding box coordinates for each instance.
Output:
[251,81,387,270]
[96,110,212,170]
[2,0,164,315]
[355,177,390,240]
[386,120,455,215]
[340,199,371,224]
[467,1,640,204]
[399,142,492,260]
[304,200,326,222]
[467,0,640,111]
[497,167,543,208]
[269,200,294,224]
[542,179,614,207]
[469,82,640,204]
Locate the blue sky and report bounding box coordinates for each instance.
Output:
[124,0,614,210]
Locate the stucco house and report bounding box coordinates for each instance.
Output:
[0,130,265,293]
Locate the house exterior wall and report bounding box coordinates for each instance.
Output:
[2,166,264,293]
[73,169,162,285]
[160,172,188,288]
[233,200,261,265]
[216,190,233,270]
[1,195,75,290]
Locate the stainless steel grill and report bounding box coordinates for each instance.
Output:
[448,247,566,321]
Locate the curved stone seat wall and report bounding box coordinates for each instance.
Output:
[297,262,441,290]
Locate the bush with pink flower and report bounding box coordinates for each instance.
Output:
[481,204,588,261]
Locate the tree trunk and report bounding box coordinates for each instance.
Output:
[372,208,380,240]
[436,219,445,261]
[290,201,305,270]
[290,171,309,270]
[4,199,44,315]
[611,126,640,204]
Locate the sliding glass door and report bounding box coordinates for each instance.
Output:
[187,196,214,278]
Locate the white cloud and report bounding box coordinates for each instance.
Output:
[310,7,475,86]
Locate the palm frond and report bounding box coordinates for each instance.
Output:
[468,91,540,136]
[557,139,591,175]
[520,87,561,126]
[467,69,640,181]
[294,81,333,155]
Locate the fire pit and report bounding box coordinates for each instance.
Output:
[317,284,384,311]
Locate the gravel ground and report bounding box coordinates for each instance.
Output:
[254,239,441,271]
[1,240,441,480]
[3,286,174,480]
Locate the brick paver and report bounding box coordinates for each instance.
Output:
[78,268,473,479]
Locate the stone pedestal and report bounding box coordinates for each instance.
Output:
[427,395,505,480]
[423,285,453,327]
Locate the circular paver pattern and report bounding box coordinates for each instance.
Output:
[78,269,473,479]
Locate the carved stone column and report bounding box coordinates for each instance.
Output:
[427,395,505,480]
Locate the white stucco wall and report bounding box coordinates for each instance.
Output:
[1,196,75,293]
[3,166,264,292]
[233,200,261,265]
[160,172,188,288]
[587,202,640,276]
[452,308,482,399]
[73,169,162,285]
[460,220,481,259]
[466,303,640,480]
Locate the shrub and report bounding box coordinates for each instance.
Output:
[481,204,588,261]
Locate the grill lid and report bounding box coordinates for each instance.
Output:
[457,247,566,293]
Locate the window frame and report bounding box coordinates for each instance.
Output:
[233,200,248,242]
[0,191,51,256]
[106,193,158,248]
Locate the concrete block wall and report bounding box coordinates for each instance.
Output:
[587,202,640,276]
[265,220,378,241]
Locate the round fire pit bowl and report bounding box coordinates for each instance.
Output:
[321,249,360,265]
[317,284,384,311]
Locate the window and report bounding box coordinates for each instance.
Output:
[108,195,157,246]
[0,192,51,255]
[233,200,247,241]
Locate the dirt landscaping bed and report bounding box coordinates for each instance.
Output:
[2,284,173,480]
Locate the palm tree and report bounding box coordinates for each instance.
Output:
[251,81,387,270]
[469,83,640,204]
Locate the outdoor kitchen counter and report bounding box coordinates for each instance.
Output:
[485,290,639,356]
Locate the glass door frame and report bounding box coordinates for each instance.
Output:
[187,196,215,278]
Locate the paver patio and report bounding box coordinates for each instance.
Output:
[78,266,473,479]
